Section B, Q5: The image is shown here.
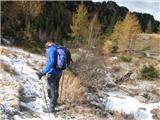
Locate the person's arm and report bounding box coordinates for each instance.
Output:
[42,47,56,74]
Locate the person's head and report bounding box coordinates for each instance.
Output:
[45,36,54,47]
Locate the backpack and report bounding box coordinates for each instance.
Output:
[54,44,72,70]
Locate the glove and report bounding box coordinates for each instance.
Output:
[36,72,45,79]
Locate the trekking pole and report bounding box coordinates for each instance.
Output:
[40,77,52,120]
[60,72,65,103]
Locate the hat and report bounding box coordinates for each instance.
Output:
[46,35,54,41]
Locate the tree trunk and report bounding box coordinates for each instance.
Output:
[88,23,93,48]
[128,35,136,55]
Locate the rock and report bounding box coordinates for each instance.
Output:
[0,102,20,119]
[112,66,121,72]
[106,83,116,88]
[80,86,89,93]
[11,99,19,109]
[134,108,149,120]
[1,37,14,46]
[111,111,125,120]
[71,53,81,62]
[108,57,118,61]
[135,96,146,102]
[95,108,102,116]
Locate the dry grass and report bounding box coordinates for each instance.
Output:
[65,104,110,120]
[102,33,160,56]
[102,40,113,54]
[135,34,160,54]
[1,62,17,75]
[58,70,86,103]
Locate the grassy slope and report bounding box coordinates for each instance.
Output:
[135,33,160,54]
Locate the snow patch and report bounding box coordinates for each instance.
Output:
[105,91,160,120]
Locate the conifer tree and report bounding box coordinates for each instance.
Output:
[103,21,122,54]
[120,12,141,53]
[145,19,153,33]
[111,21,123,45]
[158,24,160,33]
[109,12,141,54]
[70,3,88,45]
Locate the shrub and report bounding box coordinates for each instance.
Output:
[111,45,118,53]
[103,40,113,54]
[103,39,119,54]
[119,55,132,62]
[140,65,159,80]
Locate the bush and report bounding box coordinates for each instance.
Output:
[140,65,159,80]
[103,40,113,54]
[119,55,132,62]
[111,45,118,53]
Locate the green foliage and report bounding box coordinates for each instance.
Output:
[119,55,132,62]
[105,12,118,35]
[140,65,159,80]
[37,2,71,42]
[142,93,150,100]
[108,21,122,52]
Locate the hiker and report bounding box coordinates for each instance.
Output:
[37,37,62,113]
[37,36,72,113]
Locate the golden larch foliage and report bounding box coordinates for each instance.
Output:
[120,12,142,51]
[70,3,88,44]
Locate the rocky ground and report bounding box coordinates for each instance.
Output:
[0,45,160,120]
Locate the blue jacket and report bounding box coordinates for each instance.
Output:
[42,45,62,75]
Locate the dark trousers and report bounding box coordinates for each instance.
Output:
[47,74,62,110]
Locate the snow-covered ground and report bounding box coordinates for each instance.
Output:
[106,91,159,120]
[0,46,159,120]
[0,46,78,120]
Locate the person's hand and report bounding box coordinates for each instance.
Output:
[36,72,45,79]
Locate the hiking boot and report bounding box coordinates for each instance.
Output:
[43,107,56,113]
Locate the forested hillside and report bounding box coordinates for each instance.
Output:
[1,1,160,51]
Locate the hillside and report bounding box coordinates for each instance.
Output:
[1,1,159,45]
[0,43,160,120]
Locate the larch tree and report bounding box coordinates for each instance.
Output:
[70,3,88,45]
[1,1,42,43]
[111,21,123,49]
[121,12,142,54]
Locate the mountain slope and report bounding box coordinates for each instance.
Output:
[0,45,160,120]
[1,1,159,44]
